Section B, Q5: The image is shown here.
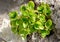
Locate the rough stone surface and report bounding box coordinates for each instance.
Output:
[0,0,27,42]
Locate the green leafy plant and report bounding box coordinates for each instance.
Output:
[9,1,53,38]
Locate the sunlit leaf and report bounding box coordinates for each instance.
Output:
[27,1,35,9]
[45,19,52,29]
[39,14,46,22]
[9,11,18,19]
[34,21,44,30]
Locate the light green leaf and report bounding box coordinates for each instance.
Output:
[34,21,44,30]
[39,14,46,22]
[37,5,43,14]
[40,30,50,38]
[11,27,17,34]
[45,19,52,29]
[20,5,26,12]
[23,23,28,28]
[43,7,51,16]
[9,11,18,19]
[27,1,35,9]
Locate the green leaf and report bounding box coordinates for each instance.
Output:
[20,28,30,38]
[22,16,28,23]
[27,1,35,9]
[20,5,29,16]
[40,30,50,38]
[29,13,36,23]
[20,5,26,12]
[20,30,28,39]
[22,11,28,16]
[37,5,44,14]
[9,11,18,19]
[39,14,46,22]
[37,3,51,16]
[34,21,44,30]
[43,7,51,16]
[10,20,16,26]
[11,27,17,34]
[45,19,52,29]
[23,23,28,28]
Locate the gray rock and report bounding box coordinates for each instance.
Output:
[0,38,6,42]
[0,0,27,42]
[54,0,60,10]
[58,41,60,42]
[57,10,60,18]
[51,13,57,24]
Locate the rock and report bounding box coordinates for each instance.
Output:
[58,41,60,42]
[57,10,60,18]
[54,0,60,10]
[56,29,60,39]
[39,38,48,42]
[0,25,26,42]
[51,14,57,24]
[0,38,6,42]
[55,18,60,29]
[48,34,58,42]
[0,0,27,42]
[47,0,55,5]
